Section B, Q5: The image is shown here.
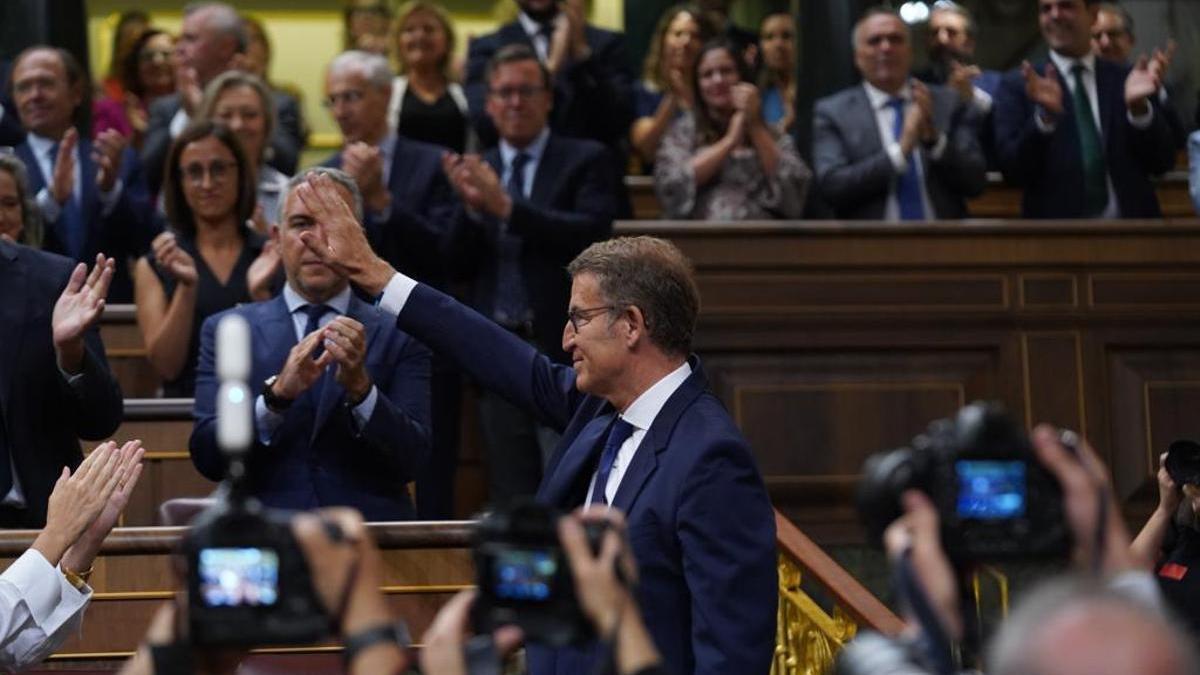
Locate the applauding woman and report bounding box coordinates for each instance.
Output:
[655,39,811,220]
[630,4,715,169]
[134,122,273,397]
[387,1,472,153]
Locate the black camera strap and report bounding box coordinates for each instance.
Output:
[893,548,957,675]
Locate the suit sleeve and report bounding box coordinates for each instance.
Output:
[267,95,303,176]
[189,314,224,481]
[812,99,896,212]
[355,334,432,483]
[140,99,176,195]
[677,436,778,675]
[992,70,1047,187]
[395,284,580,432]
[507,146,618,252]
[927,102,987,199]
[1127,94,1177,177]
[58,329,123,441]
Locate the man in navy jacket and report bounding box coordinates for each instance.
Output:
[190,169,430,520]
[992,0,1176,218]
[289,171,777,675]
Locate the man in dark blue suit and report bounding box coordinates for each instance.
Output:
[444,44,622,504]
[10,47,155,303]
[464,0,635,158]
[322,49,462,519]
[292,172,777,675]
[992,0,1176,218]
[0,59,23,147]
[0,244,123,528]
[190,168,431,521]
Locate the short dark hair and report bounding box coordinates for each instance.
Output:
[852,6,908,49]
[567,237,701,357]
[1096,2,1135,40]
[163,120,256,237]
[484,43,551,91]
[11,46,91,135]
[930,1,977,39]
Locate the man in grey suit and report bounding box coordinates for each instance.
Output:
[813,8,986,220]
[140,2,303,193]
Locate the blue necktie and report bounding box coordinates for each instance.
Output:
[887,98,926,221]
[589,418,635,506]
[301,304,330,359]
[494,153,531,328]
[49,142,85,260]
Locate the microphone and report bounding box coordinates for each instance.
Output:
[215,314,252,455]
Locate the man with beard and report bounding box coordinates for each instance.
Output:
[916,1,1002,116]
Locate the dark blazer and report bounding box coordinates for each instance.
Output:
[190,292,432,521]
[0,61,21,147]
[813,83,987,219]
[993,58,1176,218]
[391,283,777,675]
[0,241,123,527]
[15,137,157,302]
[141,91,303,194]
[322,136,459,290]
[464,21,635,154]
[451,134,620,361]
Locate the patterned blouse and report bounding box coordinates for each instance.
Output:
[654,111,811,220]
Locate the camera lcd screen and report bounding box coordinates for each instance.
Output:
[491,548,558,602]
[955,460,1026,519]
[198,547,280,608]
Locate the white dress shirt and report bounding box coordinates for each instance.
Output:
[518,12,552,63]
[0,549,90,671]
[26,133,121,225]
[861,82,946,221]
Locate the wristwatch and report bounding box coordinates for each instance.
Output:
[262,375,293,413]
[342,621,411,667]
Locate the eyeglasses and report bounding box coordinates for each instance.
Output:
[488,85,546,102]
[323,90,365,108]
[139,49,173,64]
[567,305,615,332]
[182,160,235,185]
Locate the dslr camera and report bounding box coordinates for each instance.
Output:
[472,499,615,647]
[857,401,1070,563]
[181,315,328,646]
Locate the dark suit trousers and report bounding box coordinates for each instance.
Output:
[476,386,560,507]
[415,354,461,519]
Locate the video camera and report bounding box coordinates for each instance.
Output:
[472,500,617,647]
[857,401,1071,564]
[181,315,328,647]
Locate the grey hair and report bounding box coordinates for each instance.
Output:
[327,50,394,90]
[278,168,364,225]
[930,0,977,39]
[851,6,908,50]
[183,2,249,53]
[197,70,277,164]
[987,576,1200,675]
[0,153,43,247]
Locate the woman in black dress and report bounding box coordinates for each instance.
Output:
[133,121,274,397]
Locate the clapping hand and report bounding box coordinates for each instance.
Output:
[731,83,763,127]
[52,253,115,374]
[321,316,372,404]
[342,142,390,213]
[911,80,938,145]
[50,128,78,206]
[1124,55,1161,114]
[1021,61,1064,117]
[271,328,336,401]
[62,441,145,575]
[32,441,130,566]
[93,129,128,193]
[947,60,981,104]
[177,66,204,116]
[150,231,198,287]
[442,153,512,219]
[246,238,281,301]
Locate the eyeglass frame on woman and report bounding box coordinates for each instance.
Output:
[181,160,235,185]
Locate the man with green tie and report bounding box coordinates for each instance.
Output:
[992,0,1176,219]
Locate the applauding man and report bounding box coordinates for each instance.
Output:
[190,168,431,521]
[993,0,1176,218]
[0,237,124,528]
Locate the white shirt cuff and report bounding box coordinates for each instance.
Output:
[926,133,949,161]
[1034,106,1058,134]
[1127,105,1155,130]
[168,109,190,138]
[972,87,993,114]
[35,188,62,223]
[98,179,123,216]
[377,272,417,318]
[255,394,285,446]
[885,141,907,175]
[7,551,85,624]
[349,385,378,430]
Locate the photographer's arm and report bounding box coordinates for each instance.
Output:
[1130,452,1181,570]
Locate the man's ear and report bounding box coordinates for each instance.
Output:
[622,305,646,347]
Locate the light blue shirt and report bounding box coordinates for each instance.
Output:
[498,127,550,201]
[27,132,122,225]
[254,284,378,444]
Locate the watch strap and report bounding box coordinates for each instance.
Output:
[342,621,410,666]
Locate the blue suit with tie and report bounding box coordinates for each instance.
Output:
[14,137,156,303]
[190,292,432,521]
[385,282,777,675]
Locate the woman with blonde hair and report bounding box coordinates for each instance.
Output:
[387,0,473,153]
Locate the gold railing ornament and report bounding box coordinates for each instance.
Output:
[770,510,905,675]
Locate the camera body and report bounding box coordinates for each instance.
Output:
[857,402,1070,563]
[183,499,329,646]
[472,500,609,647]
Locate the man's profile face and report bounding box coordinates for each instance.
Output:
[12,49,80,139]
[562,272,624,399]
[1039,0,1098,58]
[176,8,235,85]
[928,9,974,61]
[277,182,353,301]
[325,68,390,146]
[1091,8,1133,63]
[485,60,552,149]
[854,14,912,94]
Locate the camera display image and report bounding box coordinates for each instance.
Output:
[955,460,1026,520]
[198,547,280,608]
[492,547,558,602]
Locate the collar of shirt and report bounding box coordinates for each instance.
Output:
[499,127,551,170]
[862,80,913,111]
[283,283,352,316]
[26,132,59,160]
[1048,50,1096,79]
[619,360,693,432]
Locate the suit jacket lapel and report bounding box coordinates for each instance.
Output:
[1095,62,1117,148]
[849,88,884,157]
[529,135,556,205]
[500,22,535,51]
[15,143,46,194]
[538,410,614,506]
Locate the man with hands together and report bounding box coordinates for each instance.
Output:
[190,168,431,521]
